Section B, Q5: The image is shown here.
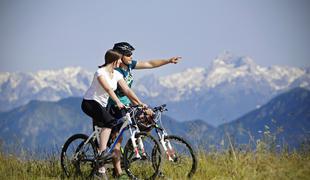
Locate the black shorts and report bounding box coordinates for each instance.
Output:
[109,105,127,119]
[81,99,115,128]
[108,105,128,133]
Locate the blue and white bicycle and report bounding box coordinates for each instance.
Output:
[60,105,163,180]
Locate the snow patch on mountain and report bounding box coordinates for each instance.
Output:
[156,68,206,101]
[0,67,92,111]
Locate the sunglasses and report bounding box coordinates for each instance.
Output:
[124,52,132,57]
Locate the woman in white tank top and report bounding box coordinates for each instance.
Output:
[81,49,145,176]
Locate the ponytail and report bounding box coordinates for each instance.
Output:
[98,64,105,68]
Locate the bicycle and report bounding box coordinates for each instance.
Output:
[135,104,197,178]
[60,105,163,180]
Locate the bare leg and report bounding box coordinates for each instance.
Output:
[97,127,112,174]
[99,127,112,153]
[112,136,123,176]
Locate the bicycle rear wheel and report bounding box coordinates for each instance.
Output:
[60,134,98,178]
[154,135,197,178]
[123,132,163,180]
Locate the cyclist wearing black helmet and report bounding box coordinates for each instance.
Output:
[110,42,181,109]
[107,42,181,177]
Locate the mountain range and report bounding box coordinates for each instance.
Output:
[1,52,309,125]
[0,87,309,153]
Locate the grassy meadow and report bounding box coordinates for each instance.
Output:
[0,148,309,180]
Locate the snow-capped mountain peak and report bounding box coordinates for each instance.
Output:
[159,67,206,89]
[205,52,261,88]
[212,51,257,69]
[134,53,308,104]
[0,67,93,111]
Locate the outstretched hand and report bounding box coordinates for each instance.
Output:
[169,56,182,64]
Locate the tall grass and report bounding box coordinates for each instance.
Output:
[0,151,62,180]
[194,150,310,180]
[1,149,309,179]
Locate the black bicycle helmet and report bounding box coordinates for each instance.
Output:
[113,42,135,56]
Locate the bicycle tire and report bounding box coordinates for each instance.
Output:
[153,135,197,178]
[60,133,98,178]
[123,132,163,180]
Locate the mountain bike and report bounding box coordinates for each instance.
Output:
[136,104,197,178]
[60,106,163,180]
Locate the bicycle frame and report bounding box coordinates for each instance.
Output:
[130,104,197,178]
[152,108,176,161]
[74,107,145,161]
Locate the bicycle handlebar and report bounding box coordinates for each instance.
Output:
[153,104,167,112]
[120,104,167,115]
[122,104,144,111]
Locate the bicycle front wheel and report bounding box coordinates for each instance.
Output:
[60,134,98,178]
[123,132,163,180]
[155,135,197,178]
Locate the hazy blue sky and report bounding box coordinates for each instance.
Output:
[1,0,310,76]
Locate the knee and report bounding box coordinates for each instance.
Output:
[115,141,121,150]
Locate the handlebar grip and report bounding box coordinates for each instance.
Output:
[153,104,168,111]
